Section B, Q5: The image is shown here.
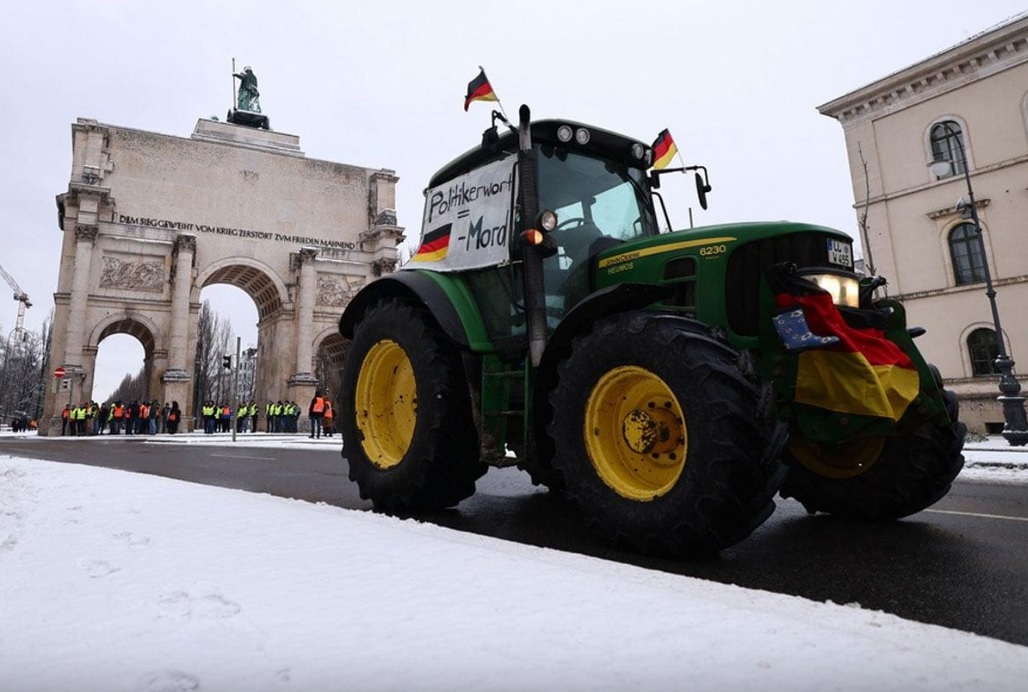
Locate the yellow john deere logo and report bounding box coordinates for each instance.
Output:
[598,237,737,270]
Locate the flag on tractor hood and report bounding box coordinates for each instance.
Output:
[464,69,497,111]
[652,129,678,170]
[774,283,920,423]
[412,223,453,263]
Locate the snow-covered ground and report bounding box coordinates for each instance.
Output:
[1,434,1027,691]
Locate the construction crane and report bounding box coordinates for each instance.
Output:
[0,261,32,338]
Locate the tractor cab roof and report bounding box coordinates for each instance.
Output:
[428,119,652,189]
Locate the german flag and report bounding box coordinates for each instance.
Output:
[652,129,678,170]
[412,224,452,263]
[464,69,497,111]
[776,290,920,422]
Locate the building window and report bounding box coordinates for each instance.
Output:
[967,328,999,376]
[930,120,968,178]
[948,222,986,285]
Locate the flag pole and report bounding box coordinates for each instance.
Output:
[480,65,511,124]
[674,141,687,170]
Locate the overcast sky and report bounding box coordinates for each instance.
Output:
[2,1,1026,400]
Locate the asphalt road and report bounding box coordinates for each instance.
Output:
[3,435,1026,646]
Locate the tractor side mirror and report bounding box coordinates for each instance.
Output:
[695,172,711,211]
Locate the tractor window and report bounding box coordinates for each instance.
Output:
[537,147,657,319]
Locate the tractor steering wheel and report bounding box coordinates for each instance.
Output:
[555,217,587,232]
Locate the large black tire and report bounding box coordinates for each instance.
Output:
[779,366,966,519]
[339,298,485,512]
[547,312,787,557]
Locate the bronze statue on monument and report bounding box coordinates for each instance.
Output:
[227,60,270,130]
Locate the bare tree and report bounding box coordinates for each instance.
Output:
[108,368,147,403]
[857,142,877,278]
[0,310,52,427]
[192,301,233,412]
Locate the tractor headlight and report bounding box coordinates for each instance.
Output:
[557,125,574,143]
[538,209,558,232]
[807,273,860,308]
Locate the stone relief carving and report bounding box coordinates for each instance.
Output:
[100,255,165,292]
[372,257,398,276]
[316,274,365,307]
[74,224,100,243]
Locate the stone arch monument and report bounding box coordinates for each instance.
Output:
[41,117,404,435]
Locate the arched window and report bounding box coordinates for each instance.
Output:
[948,222,986,285]
[967,328,999,376]
[930,120,968,178]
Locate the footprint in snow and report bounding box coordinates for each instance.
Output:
[137,669,199,692]
[81,559,120,578]
[111,531,152,549]
[159,591,241,620]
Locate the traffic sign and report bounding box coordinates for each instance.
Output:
[54,366,66,379]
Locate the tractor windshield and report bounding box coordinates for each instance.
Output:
[538,146,658,243]
[537,146,657,316]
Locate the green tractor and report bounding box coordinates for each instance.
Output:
[338,105,965,557]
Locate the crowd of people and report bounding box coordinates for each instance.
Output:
[60,400,183,436]
[59,392,336,438]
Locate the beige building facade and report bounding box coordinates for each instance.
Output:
[42,118,404,435]
[819,15,1028,433]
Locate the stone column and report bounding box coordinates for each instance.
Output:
[162,234,196,420]
[291,247,319,383]
[165,234,196,377]
[63,224,99,371]
[287,248,319,427]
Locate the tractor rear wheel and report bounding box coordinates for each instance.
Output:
[339,298,485,512]
[548,312,787,557]
[780,366,965,519]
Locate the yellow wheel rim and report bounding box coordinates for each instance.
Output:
[584,365,688,501]
[354,340,417,469]
[788,435,885,479]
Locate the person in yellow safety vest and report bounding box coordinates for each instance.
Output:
[273,401,284,433]
[265,401,274,433]
[202,400,216,434]
[236,402,248,433]
[286,401,298,433]
[249,401,258,433]
[75,402,88,436]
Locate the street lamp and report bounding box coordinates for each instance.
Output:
[929,122,1028,446]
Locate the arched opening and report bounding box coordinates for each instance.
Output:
[967,327,999,377]
[315,331,349,405]
[194,260,287,429]
[93,333,147,402]
[195,283,260,419]
[89,318,163,436]
[91,313,160,403]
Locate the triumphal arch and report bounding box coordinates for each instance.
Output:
[40,117,403,435]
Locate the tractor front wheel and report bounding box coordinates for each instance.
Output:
[548,312,786,557]
[780,368,966,519]
[339,299,485,512]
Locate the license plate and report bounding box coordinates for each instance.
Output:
[826,239,852,268]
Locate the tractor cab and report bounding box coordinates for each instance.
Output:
[406,118,659,349]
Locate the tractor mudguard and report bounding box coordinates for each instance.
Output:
[338,271,491,351]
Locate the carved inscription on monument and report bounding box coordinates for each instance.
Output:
[100,254,165,292]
